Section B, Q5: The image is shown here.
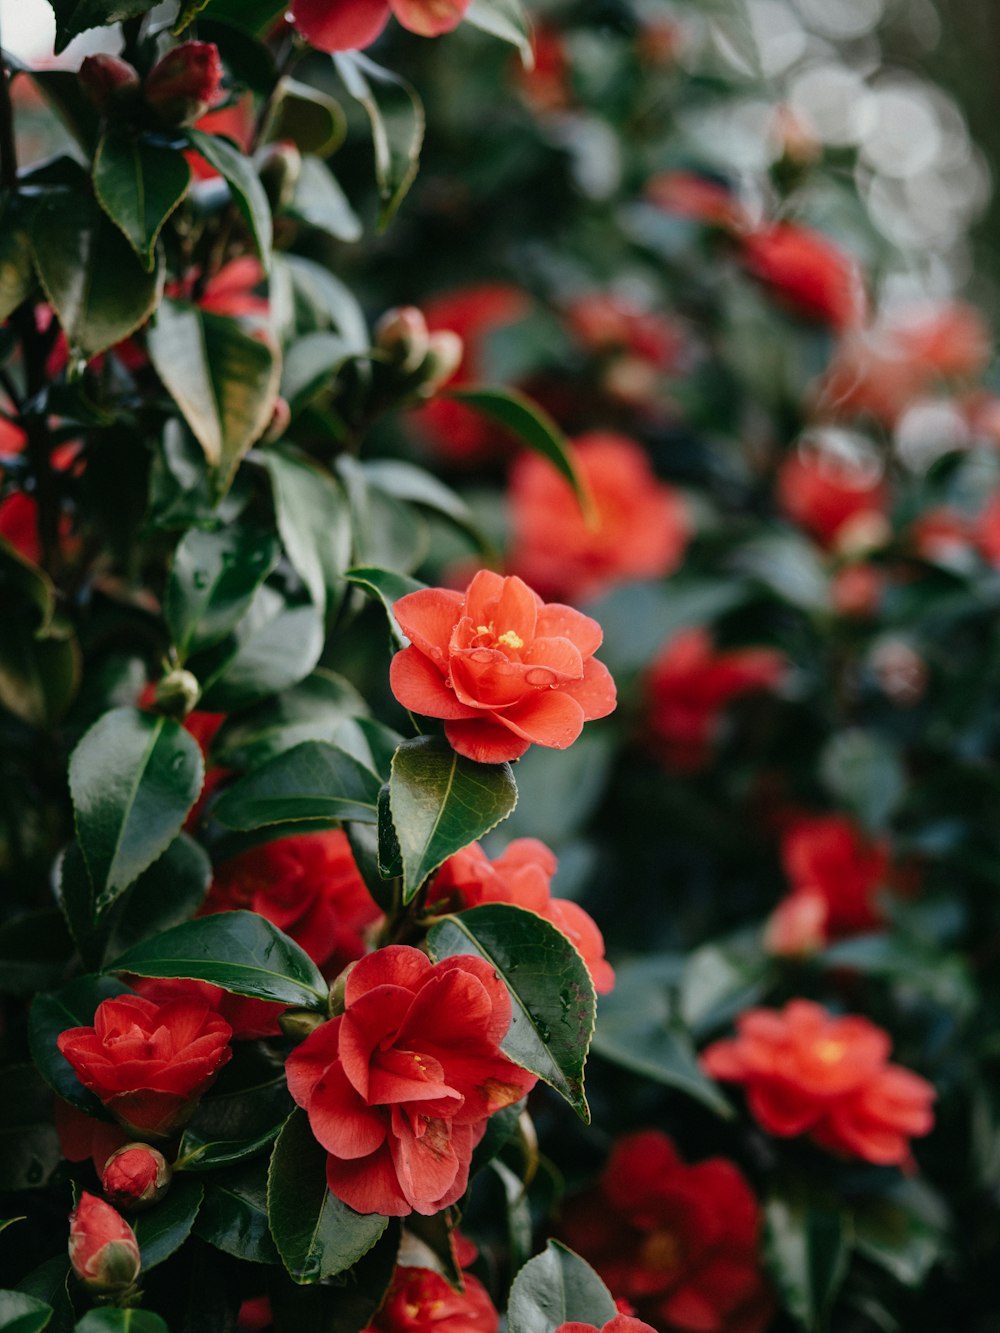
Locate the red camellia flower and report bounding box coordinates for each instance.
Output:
[556,1320,657,1333]
[101,1143,171,1212]
[143,41,224,127]
[369,1240,499,1333]
[740,223,865,332]
[645,171,747,230]
[777,441,888,551]
[131,974,286,1041]
[434,838,614,993]
[57,994,232,1138]
[702,1000,935,1165]
[390,570,616,764]
[645,628,786,772]
[68,1193,142,1294]
[291,0,470,54]
[509,434,689,603]
[285,945,537,1216]
[560,1131,773,1333]
[204,830,381,978]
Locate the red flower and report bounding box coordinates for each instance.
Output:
[777,443,888,550]
[291,0,470,52]
[204,830,381,977]
[144,42,224,127]
[740,223,865,331]
[560,1131,773,1333]
[369,1263,498,1333]
[68,1193,141,1294]
[645,629,785,773]
[645,172,747,230]
[702,1000,935,1165]
[54,1099,126,1175]
[415,285,532,464]
[509,434,689,603]
[515,25,573,114]
[557,1320,657,1333]
[57,994,232,1138]
[435,838,614,994]
[390,570,616,764]
[186,96,255,181]
[285,945,537,1216]
[101,1143,171,1211]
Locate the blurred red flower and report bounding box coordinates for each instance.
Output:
[560,1130,773,1333]
[435,837,614,993]
[776,814,890,943]
[702,999,935,1165]
[740,223,865,332]
[645,628,786,772]
[205,829,380,978]
[776,444,887,551]
[390,570,616,764]
[286,945,536,1215]
[57,994,232,1138]
[556,1321,657,1333]
[645,172,747,230]
[131,975,287,1041]
[291,0,470,51]
[509,433,689,603]
[370,1245,498,1333]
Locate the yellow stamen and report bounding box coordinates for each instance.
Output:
[815,1038,846,1065]
[476,624,491,635]
[497,630,524,649]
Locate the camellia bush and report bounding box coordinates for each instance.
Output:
[4,0,1000,1331]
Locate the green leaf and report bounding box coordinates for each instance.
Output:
[280,332,355,413]
[449,387,594,520]
[361,461,489,556]
[147,299,281,498]
[15,1260,72,1333]
[427,903,595,1121]
[337,458,428,573]
[107,912,329,1010]
[332,53,425,227]
[261,449,352,618]
[74,1309,170,1333]
[197,0,286,34]
[186,129,272,267]
[194,588,324,711]
[288,157,361,243]
[345,567,425,647]
[133,1177,204,1270]
[0,1066,62,1191]
[172,0,211,32]
[195,1160,280,1265]
[56,842,102,971]
[104,834,213,962]
[0,1290,53,1333]
[31,189,162,359]
[765,1185,851,1331]
[165,525,280,658]
[68,707,204,912]
[507,1241,617,1333]
[591,957,734,1117]
[388,736,517,904]
[213,741,381,830]
[212,671,367,770]
[853,1180,946,1288]
[28,976,131,1113]
[464,0,532,61]
[0,616,80,729]
[93,133,191,271]
[268,1110,388,1283]
[265,80,346,157]
[0,198,35,321]
[177,1073,291,1172]
[278,256,369,352]
[266,1222,401,1333]
[47,0,158,54]
[819,730,905,833]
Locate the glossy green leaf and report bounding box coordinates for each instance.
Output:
[819,729,905,833]
[447,387,594,522]
[507,1241,617,1333]
[332,53,425,227]
[266,1221,401,1333]
[133,1177,204,1271]
[765,1186,851,1331]
[28,976,131,1113]
[147,299,281,498]
[261,449,352,618]
[108,912,328,1009]
[186,129,272,266]
[55,842,101,972]
[0,617,80,729]
[194,588,324,711]
[31,190,162,359]
[104,834,212,962]
[14,1260,71,1333]
[853,1180,946,1288]
[165,525,280,658]
[389,736,517,903]
[197,0,285,33]
[345,566,425,647]
[465,0,532,61]
[280,331,355,412]
[195,1160,280,1265]
[0,1066,61,1192]
[278,255,369,352]
[213,741,381,829]
[93,133,191,271]
[177,1070,291,1172]
[288,157,361,242]
[0,1289,53,1333]
[427,903,595,1121]
[74,1308,169,1333]
[0,199,35,321]
[212,671,367,770]
[47,0,157,53]
[336,457,428,574]
[265,79,346,157]
[68,707,204,912]
[362,460,489,555]
[268,1110,389,1284]
[172,0,210,31]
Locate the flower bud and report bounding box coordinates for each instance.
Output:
[764,890,827,958]
[78,54,141,114]
[263,396,291,444]
[279,1008,328,1043]
[257,141,302,212]
[154,668,201,719]
[144,42,223,128]
[68,1193,142,1294]
[417,330,464,397]
[101,1144,171,1212]
[375,306,430,375]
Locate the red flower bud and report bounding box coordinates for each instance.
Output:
[144,42,224,128]
[101,1144,172,1212]
[375,306,431,374]
[68,1192,141,1294]
[78,54,140,113]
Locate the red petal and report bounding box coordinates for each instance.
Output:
[498,690,586,748]
[390,646,479,720]
[393,587,464,658]
[559,657,617,720]
[308,1061,388,1159]
[535,603,603,656]
[345,945,432,1005]
[291,0,391,51]
[285,1018,342,1108]
[326,1143,411,1216]
[338,986,413,1099]
[444,717,532,763]
[390,1109,462,1214]
[391,0,471,37]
